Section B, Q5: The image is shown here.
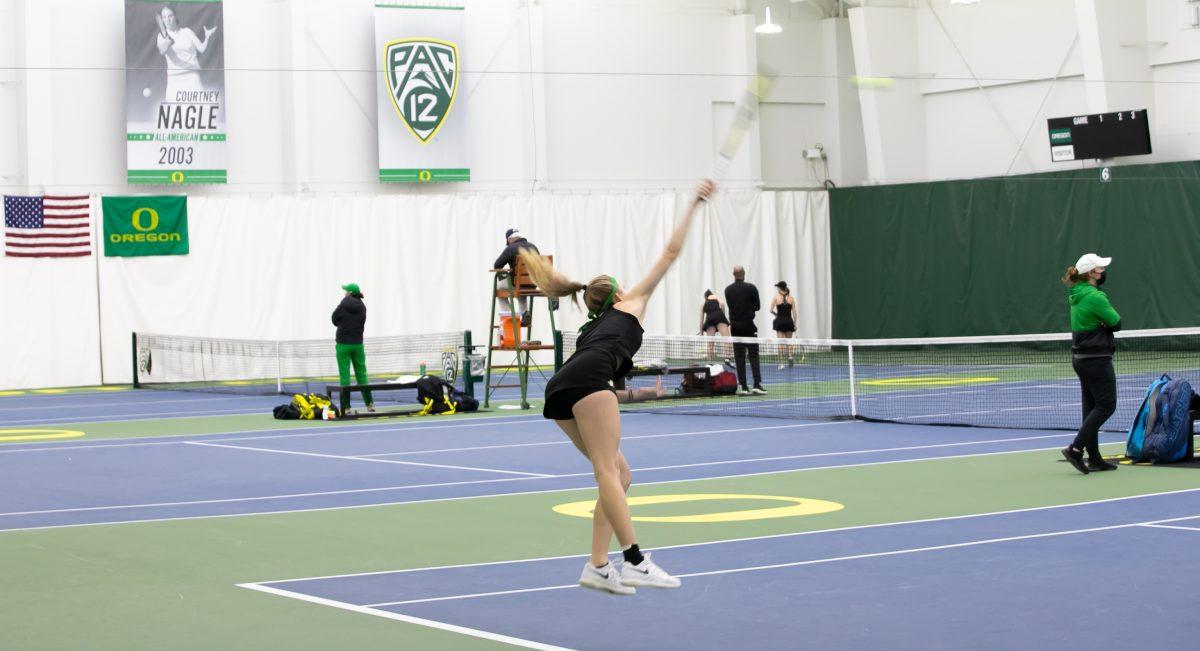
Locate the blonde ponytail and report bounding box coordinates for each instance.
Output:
[519,250,586,305]
[518,250,619,313]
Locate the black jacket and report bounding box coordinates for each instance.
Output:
[1071,322,1122,358]
[725,280,760,323]
[494,238,539,270]
[332,295,366,344]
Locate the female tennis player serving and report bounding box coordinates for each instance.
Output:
[520,178,715,594]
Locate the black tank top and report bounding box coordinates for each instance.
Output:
[576,309,643,375]
[548,309,644,393]
[703,298,723,318]
[776,296,794,322]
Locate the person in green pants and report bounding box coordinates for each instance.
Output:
[332,283,375,414]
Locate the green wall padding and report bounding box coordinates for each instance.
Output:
[830,160,1200,338]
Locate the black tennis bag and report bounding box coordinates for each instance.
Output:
[414,376,479,415]
[273,403,300,420]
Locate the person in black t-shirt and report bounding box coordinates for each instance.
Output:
[725,266,766,395]
[493,229,539,326]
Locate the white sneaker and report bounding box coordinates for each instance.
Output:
[750,386,768,395]
[777,364,785,370]
[737,388,752,396]
[579,562,635,595]
[619,554,681,589]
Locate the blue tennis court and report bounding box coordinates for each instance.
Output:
[4,386,1198,649]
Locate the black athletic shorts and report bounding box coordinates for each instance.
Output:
[543,386,614,420]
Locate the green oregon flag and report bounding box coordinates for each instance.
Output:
[102,195,189,257]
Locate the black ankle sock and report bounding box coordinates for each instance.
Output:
[622,544,644,566]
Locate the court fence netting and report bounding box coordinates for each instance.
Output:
[132,331,472,404]
[133,327,1200,432]
[563,327,1200,433]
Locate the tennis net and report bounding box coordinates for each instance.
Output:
[133,331,468,401]
[562,327,1200,432]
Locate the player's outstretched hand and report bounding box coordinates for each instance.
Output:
[695,178,716,202]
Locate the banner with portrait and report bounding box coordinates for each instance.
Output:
[375,3,470,183]
[124,0,226,185]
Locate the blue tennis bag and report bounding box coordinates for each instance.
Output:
[1126,374,1194,464]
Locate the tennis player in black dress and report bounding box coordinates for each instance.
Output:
[700,289,732,361]
[770,281,797,368]
[520,179,715,595]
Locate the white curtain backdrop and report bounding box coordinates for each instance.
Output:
[2,190,830,390]
[0,246,102,390]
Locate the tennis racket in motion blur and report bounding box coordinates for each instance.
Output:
[712,65,777,181]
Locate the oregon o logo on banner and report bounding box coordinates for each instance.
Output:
[131,207,160,232]
[553,493,844,524]
[171,171,186,184]
[418,170,432,182]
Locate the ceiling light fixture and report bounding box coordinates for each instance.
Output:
[756,7,782,34]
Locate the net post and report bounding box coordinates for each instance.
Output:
[847,342,858,418]
[553,330,564,372]
[131,332,140,388]
[462,329,474,397]
[275,341,283,395]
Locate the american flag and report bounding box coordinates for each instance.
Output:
[4,195,92,258]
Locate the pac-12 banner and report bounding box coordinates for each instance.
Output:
[375,3,470,183]
[124,0,226,185]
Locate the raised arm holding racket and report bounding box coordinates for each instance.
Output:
[518,179,714,595]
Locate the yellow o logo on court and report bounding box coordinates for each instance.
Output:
[0,429,85,443]
[418,170,433,182]
[170,171,186,184]
[131,207,160,232]
[553,493,843,524]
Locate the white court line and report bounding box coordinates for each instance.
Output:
[257,486,1200,584]
[369,583,579,607]
[0,412,554,454]
[1,426,1055,521]
[1139,523,1200,533]
[0,394,271,413]
[1,406,275,426]
[893,397,1144,421]
[195,415,562,445]
[0,475,537,518]
[622,432,1072,473]
[0,415,833,462]
[185,441,554,478]
[356,420,851,458]
[237,583,568,651]
[0,440,1130,532]
[363,512,1200,608]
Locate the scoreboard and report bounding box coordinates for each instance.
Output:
[1048,109,1151,162]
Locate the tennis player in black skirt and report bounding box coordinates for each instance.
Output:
[520,179,715,595]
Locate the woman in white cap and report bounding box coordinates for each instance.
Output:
[1060,253,1120,474]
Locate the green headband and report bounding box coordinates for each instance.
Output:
[579,276,619,333]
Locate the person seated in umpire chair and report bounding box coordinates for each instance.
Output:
[493,228,542,326]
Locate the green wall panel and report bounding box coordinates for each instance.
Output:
[830,161,1200,338]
